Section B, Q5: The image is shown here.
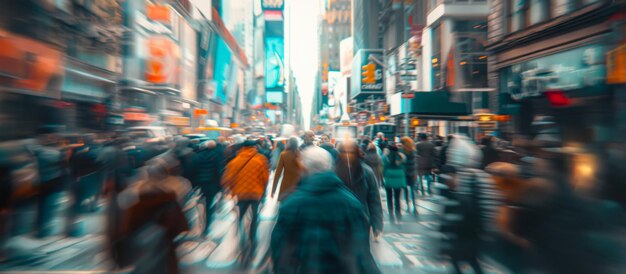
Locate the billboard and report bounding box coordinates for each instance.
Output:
[265,37,285,90]
[266,91,284,104]
[340,37,354,77]
[262,0,284,11]
[180,19,197,101]
[213,37,232,104]
[351,49,384,99]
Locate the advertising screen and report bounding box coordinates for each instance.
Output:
[213,37,232,104]
[266,91,284,104]
[265,37,285,89]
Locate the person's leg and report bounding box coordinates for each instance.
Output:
[385,187,395,221]
[237,201,252,223]
[426,173,433,195]
[409,184,418,215]
[451,256,464,274]
[393,189,402,217]
[417,174,425,196]
[468,256,484,274]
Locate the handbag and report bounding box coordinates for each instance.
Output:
[250,170,282,270]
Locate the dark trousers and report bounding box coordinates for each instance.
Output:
[417,173,433,195]
[385,188,402,216]
[404,175,417,212]
[36,177,65,238]
[451,255,484,274]
[238,200,260,245]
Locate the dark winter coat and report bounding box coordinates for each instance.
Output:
[416,141,437,173]
[319,143,339,162]
[191,145,224,200]
[337,163,384,234]
[271,171,381,274]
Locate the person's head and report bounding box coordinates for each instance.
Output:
[400,137,415,154]
[447,135,482,168]
[366,143,377,153]
[321,134,331,144]
[336,140,363,186]
[301,147,332,175]
[303,130,315,145]
[287,137,299,151]
[376,132,384,140]
[242,140,258,149]
[418,133,428,141]
[276,140,285,151]
[447,134,454,144]
[481,136,494,147]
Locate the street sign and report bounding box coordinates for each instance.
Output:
[401,92,414,99]
[401,74,417,81]
[400,63,416,70]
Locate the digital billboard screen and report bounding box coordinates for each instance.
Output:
[265,37,285,89]
[213,37,232,104]
[266,91,284,104]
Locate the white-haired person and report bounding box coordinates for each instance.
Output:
[271,147,381,274]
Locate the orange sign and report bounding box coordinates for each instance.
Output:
[145,36,180,84]
[124,112,151,121]
[147,5,171,23]
[0,29,63,95]
[607,43,626,84]
[194,109,208,116]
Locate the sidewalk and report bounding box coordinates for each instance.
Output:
[376,190,512,274]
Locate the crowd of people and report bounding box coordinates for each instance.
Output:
[1,126,625,273]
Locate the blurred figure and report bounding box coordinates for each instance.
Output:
[270,141,284,171]
[416,133,437,196]
[256,138,272,161]
[382,145,406,223]
[400,137,418,215]
[223,134,245,165]
[440,135,501,274]
[299,130,315,150]
[319,133,339,162]
[190,140,224,225]
[335,141,383,240]
[28,126,68,238]
[173,136,194,180]
[271,147,380,274]
[221,140,269,256]
[438,135,454,170]
[272,137,303,201]
[363,143,384,187]
[110,157,190,274]
[480,136,500,169]
[67,134,104,236]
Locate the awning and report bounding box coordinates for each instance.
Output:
[409,92,470,116]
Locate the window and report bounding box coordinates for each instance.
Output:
[455,20,488,88]
[509,0,527,33]
[529,0,549,25]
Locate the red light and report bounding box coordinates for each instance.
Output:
[545,90,571,107]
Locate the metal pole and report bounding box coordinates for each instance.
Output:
[402,0,409,137]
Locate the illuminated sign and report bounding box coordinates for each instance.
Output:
[262,0,284,10]
[265,37,285,89]
[503,45,606,100]
[213,37,232,104]
[145,36,180,84]
[352,49,384,99]
[266,91,284,104]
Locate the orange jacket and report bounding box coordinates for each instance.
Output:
[221,147,270,201]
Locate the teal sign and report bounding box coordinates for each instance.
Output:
[503,45,606,99]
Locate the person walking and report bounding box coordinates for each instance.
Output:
[271,147,380,274]
[363,143,384,187]
[221,140,270,256]
[269,141,285,171]
[440,135,502,274]
[190,140,224,223]
[319,133,339,162]
[416,133,437,196]
[382,145,406,223]
[480,136,500,170]
[400,137,418,215]
[299,130,315,150]
[335,141,383,240]
[272,137,304,201]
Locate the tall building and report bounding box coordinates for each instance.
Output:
[315,0,351,126]
[351,0,381,52]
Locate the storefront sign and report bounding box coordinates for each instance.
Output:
[0,30,64,98]
[340,37,353,77]
[165,116,190,127]
[503,45,606,99]
[607,43,626,84]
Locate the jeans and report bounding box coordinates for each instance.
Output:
[404,175,417,212]
[237,200,260,248]
[417,173,433,196]
[385,188,402,216]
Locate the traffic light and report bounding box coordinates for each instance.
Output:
[362,62,376,84]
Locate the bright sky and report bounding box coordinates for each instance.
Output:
[286,0,321,130]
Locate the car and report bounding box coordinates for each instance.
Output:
[127,126,173,156]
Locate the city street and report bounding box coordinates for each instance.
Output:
[0,190,510,274]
